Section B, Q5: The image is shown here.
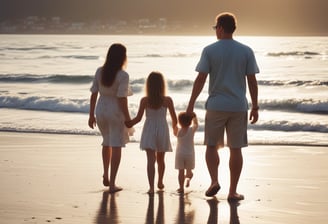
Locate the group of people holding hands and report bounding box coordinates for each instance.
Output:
[88,12,259,202]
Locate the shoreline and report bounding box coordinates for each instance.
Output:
[1,130,327,147]
[0,132,327,223]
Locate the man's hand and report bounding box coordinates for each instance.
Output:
[249,109,258,124]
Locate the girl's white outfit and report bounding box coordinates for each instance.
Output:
[90,67,132,147]
[140,106,172,152]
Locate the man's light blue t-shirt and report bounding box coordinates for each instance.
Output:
[196,39,259,112]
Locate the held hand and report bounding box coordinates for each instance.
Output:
[249,109,259,124]
[186,105,194,117]
[173,125,178,136]
[88,116,96,129]
[125,120,134,128]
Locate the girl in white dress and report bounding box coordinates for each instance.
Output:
[88,43,132,193]
[126,72,178,194]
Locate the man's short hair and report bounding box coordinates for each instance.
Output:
[216,12,236,33]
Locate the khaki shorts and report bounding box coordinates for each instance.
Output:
[204,110,248,149]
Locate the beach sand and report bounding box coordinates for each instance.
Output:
[0,132,327,224]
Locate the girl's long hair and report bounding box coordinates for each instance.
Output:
[101,43,126,87]
[146,72,166,109]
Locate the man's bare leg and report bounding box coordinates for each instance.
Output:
[205,145,221,196]
[228,148,244,201]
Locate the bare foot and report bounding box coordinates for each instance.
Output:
[103,176,109,187]
[176,188,184,194]
[227,193,244,202]
[157,183,165,190]
[148,188,155,195]
[109,186,123,194]
[205,183,221,197]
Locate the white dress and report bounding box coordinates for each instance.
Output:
[90,67,132,147]
[140,106,172,152]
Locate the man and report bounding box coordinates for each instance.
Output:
[186,12,259,201]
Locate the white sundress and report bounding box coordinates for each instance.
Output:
[140,106,172,152]
[90,67,132,147]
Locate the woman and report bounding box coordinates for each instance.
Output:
[88,43,132,193]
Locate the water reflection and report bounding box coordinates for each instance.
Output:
[229,201,241,224]
[175,193,195,224]
[206,197,241,224]
[96,191,241,224]
[207,198,219,224]
[145,191,165,224]
[96,191,119,224]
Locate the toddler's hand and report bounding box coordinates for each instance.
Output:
[128,127,135,136]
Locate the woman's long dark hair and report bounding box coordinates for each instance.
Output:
[146,71,166,109]
[101,43,127,87]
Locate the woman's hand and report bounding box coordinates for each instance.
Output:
[88,116,96,129]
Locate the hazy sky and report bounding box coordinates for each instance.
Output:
[0,0,327,35]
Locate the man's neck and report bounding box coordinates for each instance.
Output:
[221,33,233,39]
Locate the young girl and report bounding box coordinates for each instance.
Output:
[175,112,198,193]
[126,71,178,194]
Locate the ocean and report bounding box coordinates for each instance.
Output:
[0,34,327,146]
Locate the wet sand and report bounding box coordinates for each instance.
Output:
[0,132,327,223]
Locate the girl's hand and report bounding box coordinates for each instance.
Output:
[173,125,178,136]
